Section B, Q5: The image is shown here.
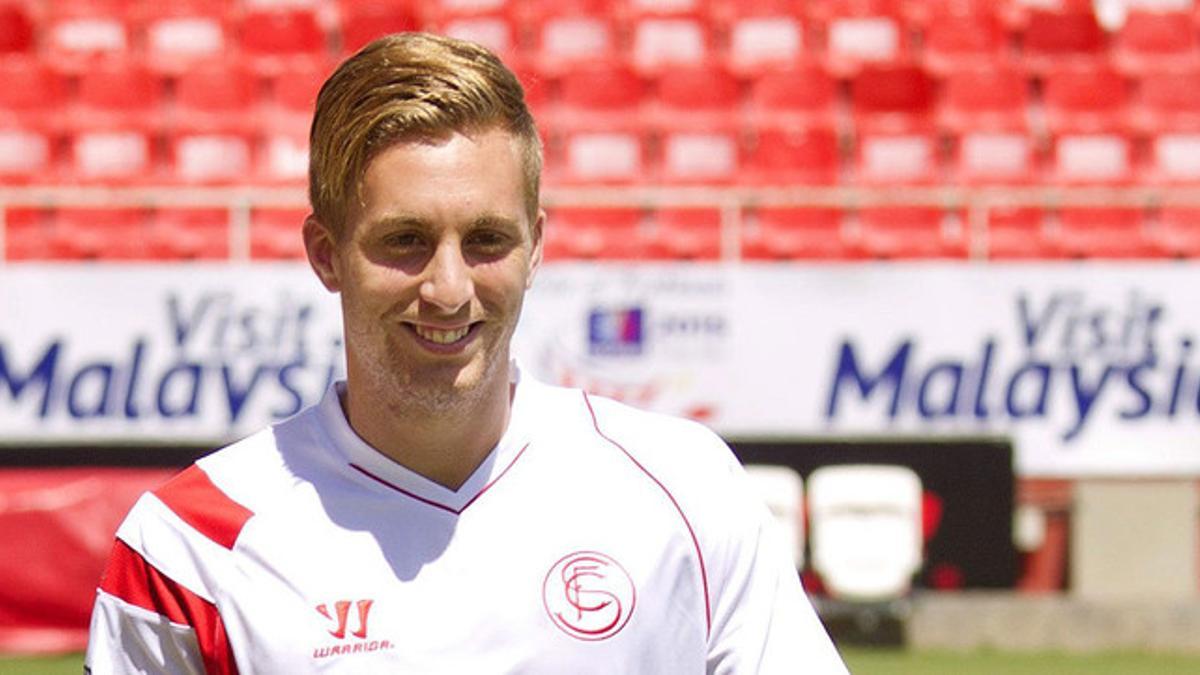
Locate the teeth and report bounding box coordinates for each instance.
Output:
[414,325,470,344]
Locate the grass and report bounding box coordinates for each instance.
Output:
[6,649,1200,673]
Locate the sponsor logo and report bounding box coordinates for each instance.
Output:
[589,307,644,355]
[543,551,636,641]
[312,599,394,660]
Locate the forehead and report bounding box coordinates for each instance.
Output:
[355,128,528,230]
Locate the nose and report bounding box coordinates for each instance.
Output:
[419,241,474,312]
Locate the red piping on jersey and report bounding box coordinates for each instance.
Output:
[100,539,239,675]
[581,391,713,639]
[153,465,254,550]
[349,442,531,515]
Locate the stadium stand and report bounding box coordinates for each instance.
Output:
[0,0,1196,263]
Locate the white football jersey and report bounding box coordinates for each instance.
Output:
[86,371,847,674]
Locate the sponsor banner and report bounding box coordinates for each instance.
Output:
[514,262,1200,478]
[3,262,1200,476]
[0,263,345,443]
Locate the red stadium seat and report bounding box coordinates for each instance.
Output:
[250,207,307,259]
[50,207,153,260]
[0,2,35,53]
[854,131,943,184]
[0,58,64,183]
[543,207,650,260]
[1130,68,1200,133]
[722,11,807,76]
[43,2,132,72]
[922,6,1010,76]
[544,65,647,185]
[937,66,1029,134]
[811,0,909,76]
[647,207,723,260]
[3,207,53,260]
[851,64,935,133]
[744,127,841,185]
[148,207,230,259]
[551,65,646,127]
[1112,10,1199,76]
[1049,132,1136,184]
[857,205,968,259]
[171,61,261,133]
[741,206,856,260]
[984,206,1059,259]
[528,8,619,76]
[431,13,520,65]
[950,130,1039,184]
[650,65,741,183]
[1152,206,1200,258]
[67,128,157,183]
[745,66,839,132]
[139,3,232,75]
[1056,206,1160,259]
[1145,132,1200,184]
[1020,8,1108,74]
[338,2,421,55]
[71,62,165,128]
[168,131,254,185]
[630,16,711,75]
[550,128,648,185]
[238,7,329,75]
[1042,65,1131,134]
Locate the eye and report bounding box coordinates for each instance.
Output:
[382,231,424,249]
[465,229,513,254]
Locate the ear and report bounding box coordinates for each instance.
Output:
[303,215,342,293]
[526,208,545,289]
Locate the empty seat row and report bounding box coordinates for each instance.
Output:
[9,203,1200,262]
[4,0,1200,78]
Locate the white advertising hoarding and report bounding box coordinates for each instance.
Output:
[3,262,1200,477]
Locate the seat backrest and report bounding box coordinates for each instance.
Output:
[808,464,924,601]
[743,464,805,568]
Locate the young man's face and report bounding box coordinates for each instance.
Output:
[308,127,543,413]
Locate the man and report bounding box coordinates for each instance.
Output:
[86,33,847,673]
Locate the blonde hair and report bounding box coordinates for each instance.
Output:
[308,32,542,237]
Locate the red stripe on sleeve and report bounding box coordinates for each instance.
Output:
[153,465,253,550]
[100,539,239,675]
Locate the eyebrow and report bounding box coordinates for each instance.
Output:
[368,213,523,231]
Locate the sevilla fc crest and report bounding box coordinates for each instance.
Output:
[543,550,636,641]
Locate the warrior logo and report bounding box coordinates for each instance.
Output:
[543,551,636,641]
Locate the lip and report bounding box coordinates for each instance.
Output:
[403,321,481,355]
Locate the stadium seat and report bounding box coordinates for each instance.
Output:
[743,464,805,568]
[338,2,421,55]
[744,127,841,185]
[851,64,935,133]
[807,464,924,601]
[740,206,856,259]
[171,61,261,133]
[922,4,1010,75]
[649,65,741,183]
[250,207,307,259]
[950,130,1039,184]
[50,207,153,260]
[1056,206,1161,258]
[542,207,651,260]
[550,128,648,185]
[43,2,132,72]
[168,131,254,185]
[1049,132,1136,184]
[984,205,1060,259]
[71,62,165,129]
[1130,68,1200,133]
[3,206,53,260]
[551,64,645,127]
[238,7,329,75]
[1151,206,1200,258]
[139,2,232,75]
[1112,10,1199,75]
[854,131,942,184]
[147,207,230,259]
[431,12,520,65]
[647,207,723,259]
[745,66,840,132]
[1041,65,1131,135]
[857,205,967,258]
[630,16,711,75]
[68,128,157,183]
[528,7,619,76]
[721,11,807,76]
[0,58,64,183]
[1020,8,1108,74]
[936,66,1030,134]
[1145,132,1200,184]
[811,0,909,76]
[0,1,34,53]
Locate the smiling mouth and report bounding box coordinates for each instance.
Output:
[409,323,476,346]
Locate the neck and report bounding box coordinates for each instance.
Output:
[341,370,513,490]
